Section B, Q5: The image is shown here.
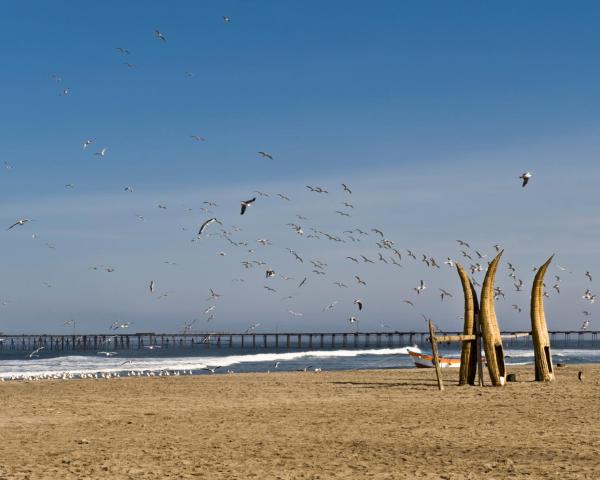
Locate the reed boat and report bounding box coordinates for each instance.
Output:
[408,349,460,369]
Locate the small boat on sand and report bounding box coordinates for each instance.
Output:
[408,349,460,369]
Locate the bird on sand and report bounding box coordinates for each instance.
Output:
[519,172,532,187]
[240,198,256,215]
[202,366,221,374]
[578,370,584,382]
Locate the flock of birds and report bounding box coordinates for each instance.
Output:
[1,24,596,381]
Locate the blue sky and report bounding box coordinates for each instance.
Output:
[0,1,598,333]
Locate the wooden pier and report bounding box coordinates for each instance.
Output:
[0,330,597,353]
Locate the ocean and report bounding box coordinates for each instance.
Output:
[1,339,599,380]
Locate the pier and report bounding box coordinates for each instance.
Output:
[0,330,597,353]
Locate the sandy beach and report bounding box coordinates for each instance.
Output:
[0,365,598,480]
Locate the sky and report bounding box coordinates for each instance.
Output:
[0,1,598,334]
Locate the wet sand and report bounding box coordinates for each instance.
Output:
[0,365,599,479]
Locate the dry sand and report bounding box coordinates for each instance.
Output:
[0,365,599,479]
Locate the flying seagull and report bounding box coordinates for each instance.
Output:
[155,29,166,42]
[7,219,30,230]
[519,172,532,187]
[95,148,107,157]
[28,346,45,359]
[342,183,352,194]
[149,280,155,293]
[354,299,363,311]
[240,198,256,215]
[198,218,219,235]
[258,151,273,160]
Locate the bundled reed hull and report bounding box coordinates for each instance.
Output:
[479,251,506,386]
[456,263,479,385]
[531,255,555,382]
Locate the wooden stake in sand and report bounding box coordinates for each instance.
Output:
[479,251,507,387]
[475,313,484,386]
[456,263,479,386]
[428,320,444,391]
[530,255,555,382]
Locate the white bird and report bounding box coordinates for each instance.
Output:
[82,139,93,149]
[28,346,44,358]
[519,171,532,187]
[581,319,590,331]
[354,299,363,311]
[7,219,30,230]
[149,280,155,293]
[94,148,107,157]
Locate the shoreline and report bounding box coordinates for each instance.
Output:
[1,365,599,479]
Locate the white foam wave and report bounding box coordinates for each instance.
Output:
[0,346,419,379]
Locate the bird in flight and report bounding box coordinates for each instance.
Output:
[7,219,30,230]
[115,47,130,55]
[149,280,155,293]
[258,151,273,160]
[155,29,166,42]
[354,299,363,311]
[439,289,453,301]
[240,198,256,215]
[198,218,219,235]
[342,183,352,194]
[28,346,45,358]
[94,148,107,157]
[190,135,206,142]
[519,172,532,187]
[223,16,231,23]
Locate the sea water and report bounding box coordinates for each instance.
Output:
[0,340,599,380]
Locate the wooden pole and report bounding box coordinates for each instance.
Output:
[428,320,444,391]
[475,313,484,386]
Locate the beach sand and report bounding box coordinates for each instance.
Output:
[0,365,599,479]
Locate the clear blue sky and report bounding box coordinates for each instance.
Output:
[0,1,598,333]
